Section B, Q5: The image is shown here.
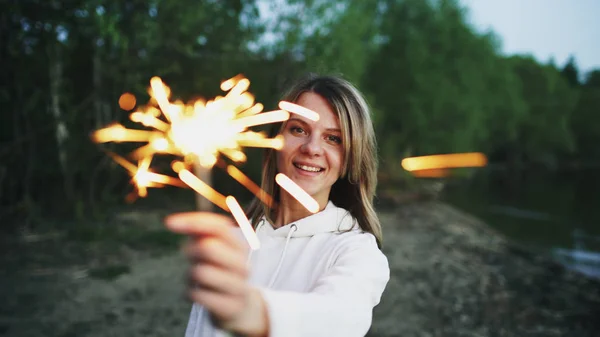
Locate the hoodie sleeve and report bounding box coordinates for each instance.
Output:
[258,234,390,337]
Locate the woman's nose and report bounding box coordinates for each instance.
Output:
[300,135,324,156]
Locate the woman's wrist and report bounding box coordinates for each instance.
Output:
[220,287,269,337]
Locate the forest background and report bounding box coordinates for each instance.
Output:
[2,0,599,228]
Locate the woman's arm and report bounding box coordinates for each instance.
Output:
[166,212,269,337]
[167,213,389,337]
[260,236,389,337]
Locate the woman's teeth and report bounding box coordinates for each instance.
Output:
[295,164,323,172]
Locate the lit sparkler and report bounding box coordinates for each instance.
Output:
[92,75,320,250]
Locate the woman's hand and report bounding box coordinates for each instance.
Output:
[165,212,268,336]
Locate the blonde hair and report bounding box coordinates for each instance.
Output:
[246,74,382,248]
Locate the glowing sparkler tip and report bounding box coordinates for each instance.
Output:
[151,137,169,151]
[220,82,233,91]
[279,101,320,121]
[130,112,143,122]
[150,76,163,86]
[134,171,151,186]
[235,110,290,129]
[233,79,250,93]
[273,135,284,150]
[220,74,245,91]
[172,161,185,173]
[225,196,261,250]
[275,173,319,213]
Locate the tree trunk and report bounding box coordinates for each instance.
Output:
[93,42,104,128]
[49,44,73,201]
[93,40,113,128]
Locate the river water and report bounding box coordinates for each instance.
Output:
[441,168,600,279]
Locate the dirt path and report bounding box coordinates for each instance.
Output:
[2,202,599,337]
[370,202,600,337]
[2,252,191,337]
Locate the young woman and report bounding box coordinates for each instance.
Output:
[166,74,390,337]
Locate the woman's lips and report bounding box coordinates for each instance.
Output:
[293,162,324,175]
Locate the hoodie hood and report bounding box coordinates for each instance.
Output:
[248,200,360,289]
[257,201,358,238]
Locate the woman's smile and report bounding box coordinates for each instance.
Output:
[293,161,325,173]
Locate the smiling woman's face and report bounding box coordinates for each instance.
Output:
[276,92,344,206]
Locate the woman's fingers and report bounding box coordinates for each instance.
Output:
[188,263,248,296]
[184,237,248,277]
[165,211,255,326]
[188,288,247,321]
[165,212,245,250]
[165,212,232,235]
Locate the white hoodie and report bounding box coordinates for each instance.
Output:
[184,201,390,337]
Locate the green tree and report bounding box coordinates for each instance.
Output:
[365,0,525,174]
[505,56,577,167]
[256,0,383,83]
[561,56,580,88]
[570,69,600,160]
[302,0,381,83]
[583,70,600,88]
[1,0,265,224]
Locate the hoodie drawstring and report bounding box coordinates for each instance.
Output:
[267,224,297,288]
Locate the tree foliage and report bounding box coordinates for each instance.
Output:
[365,0,526,171]
[504,56,577,167]
[1,0,598,227]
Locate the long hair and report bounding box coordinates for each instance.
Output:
[246,74,382,248]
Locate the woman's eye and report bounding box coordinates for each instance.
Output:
[327,135,342,144]
[291,126,305,135]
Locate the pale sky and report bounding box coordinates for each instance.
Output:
[460,0,600,73]
[256,1,600,73]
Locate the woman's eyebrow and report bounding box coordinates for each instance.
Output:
[288,117,308,126]
[288,117,340,132]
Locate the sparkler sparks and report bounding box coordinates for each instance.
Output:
[401,152,488,177]
[92,75,321,249]
[95,76,289,169]
[226,196,260,250]
[279,101,320,121]
[275,173,320,213]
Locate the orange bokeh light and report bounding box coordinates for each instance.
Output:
[402,152,487,172]
[410,168,451,178]
[119,92,137,111]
